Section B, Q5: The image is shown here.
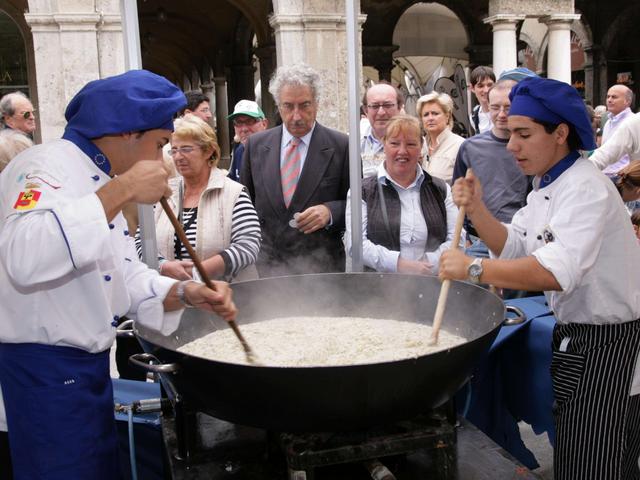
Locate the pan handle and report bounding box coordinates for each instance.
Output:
[129,353,180,374]
[116,319,135,338]
[503,305,527,326]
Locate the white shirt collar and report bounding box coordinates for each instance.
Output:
[282,123,316,148]
[376,162,424,190]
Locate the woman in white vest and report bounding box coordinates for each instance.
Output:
[155,114,261,282]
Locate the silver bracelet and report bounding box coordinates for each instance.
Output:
[176,280,197,308]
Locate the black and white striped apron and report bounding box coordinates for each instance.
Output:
[551,319,640,480]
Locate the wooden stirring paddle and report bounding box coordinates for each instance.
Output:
[159,197,259,364]
[430,169,472,345]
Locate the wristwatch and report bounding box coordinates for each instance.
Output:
[176,280,196,308]
[467,258,484,284]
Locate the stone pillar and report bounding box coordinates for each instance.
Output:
[200,81,215,128]
[539,14,581,84]
[255,44,277,126]
[270,0,366,133]
[362,45,399,82]
[25,0,125,142]
[583,45,597,105]
[483,14,524,79]
[214,76,231,168]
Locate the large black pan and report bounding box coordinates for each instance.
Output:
[127,273,522,432]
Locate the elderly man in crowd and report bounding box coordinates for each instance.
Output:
[600,84,634,177]
[360,82,404,177]
[0,91,37,138]
[227,99,268,182]
[240,63,349,277]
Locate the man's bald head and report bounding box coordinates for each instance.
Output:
[606,84,633,116]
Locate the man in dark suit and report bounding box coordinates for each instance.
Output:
[240,63,349,277]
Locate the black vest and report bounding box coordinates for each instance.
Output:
[362,171,448,255]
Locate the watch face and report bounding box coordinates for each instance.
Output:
[469,264,482,277]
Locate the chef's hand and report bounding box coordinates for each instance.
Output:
[119,160,172,204]
[296,204,331,234]
[160,260,193,280]
[439,249,473,282]
[184,280,237,322]
[397,257,433,275]
[452,170,483,215]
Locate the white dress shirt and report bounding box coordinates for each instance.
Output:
[590,112,640,171]
[345,163,463,273]
[601,107,635,175]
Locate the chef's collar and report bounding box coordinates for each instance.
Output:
[62,128,111,175]
[538,150,580,189]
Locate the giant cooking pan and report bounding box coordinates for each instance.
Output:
[128,273,523,432]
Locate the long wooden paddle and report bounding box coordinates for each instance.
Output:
[160,197,259,364]
[430,169,472,345]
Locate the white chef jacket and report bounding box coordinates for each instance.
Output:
[500,158,640,325]
[0,139,183,352]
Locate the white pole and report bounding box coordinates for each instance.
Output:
[346,0,363,272]
[120,0,159,270]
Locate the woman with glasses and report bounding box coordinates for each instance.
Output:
[416,92,465,184]
[345,115,462,275]
[149,114,261,282]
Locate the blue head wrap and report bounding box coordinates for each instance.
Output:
[498,67,538,82]
[509,77,596,151]
[64,70,187,139]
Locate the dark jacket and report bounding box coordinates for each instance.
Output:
[240,123,349,277]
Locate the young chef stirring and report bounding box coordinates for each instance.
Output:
[439,76,640,480]
[0,70,236,479]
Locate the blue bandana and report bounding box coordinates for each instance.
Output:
[498,67,538,82]
[509,77,596,151]
[64,70,186,139]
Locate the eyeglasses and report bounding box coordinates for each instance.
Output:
[489,105,510,114]
[19,110,36,119]
[168,145,197,157]
[366,103,397,112]
[234,117,259,127]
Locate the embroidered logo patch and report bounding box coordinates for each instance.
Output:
[542,226,555,243]
[13,189,41,210]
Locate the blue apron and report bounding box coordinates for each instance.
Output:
[0,343,119,480]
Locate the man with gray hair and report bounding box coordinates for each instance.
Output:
[240,63,349,277]
[0,91,37,137]
[600,84,634,176]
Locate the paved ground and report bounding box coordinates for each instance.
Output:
[519,423,554,479]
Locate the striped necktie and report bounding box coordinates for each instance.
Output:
[281,137,301,208]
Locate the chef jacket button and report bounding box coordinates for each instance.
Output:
[111,320,118,327]
[123,230,129,236]
[113,315,120,321]
[92,175,100,181]
[523,231,527,236]
[544,196,550,200]
[537,235,542,240]
[108,223,115,229]
[104,275,111,281]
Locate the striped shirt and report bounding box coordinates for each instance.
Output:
[136,190,261,280]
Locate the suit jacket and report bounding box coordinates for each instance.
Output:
[240,123,350,277]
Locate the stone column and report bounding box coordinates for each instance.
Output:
[214,76,231,168]
[483,14,524,79]
[539,14,581,84]
[200,81,215,128]
[255,44,277,126]
[362,45,399,82]
[270,0,366,133]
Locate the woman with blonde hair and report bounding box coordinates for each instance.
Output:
[0,129,32,172]
[152,114,261,282]
[416,91,465,184]
[345,114,462,274]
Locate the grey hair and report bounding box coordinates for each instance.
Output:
[0,91,29,125]
[268,63,322,106]
[0,129,33,172]
[416,91,455,129]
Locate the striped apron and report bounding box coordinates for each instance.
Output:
[0,343,119,480]
[551,319,640,480]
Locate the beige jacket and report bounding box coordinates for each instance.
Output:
[155,168,258,282]
[421,128,465,184]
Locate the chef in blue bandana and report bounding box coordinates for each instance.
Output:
[0,70,237,479]
[440,77,640,480]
